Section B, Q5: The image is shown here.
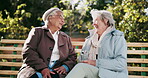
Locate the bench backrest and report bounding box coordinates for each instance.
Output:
[0,39,148,78]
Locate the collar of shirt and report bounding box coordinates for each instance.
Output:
[48,29,59,40]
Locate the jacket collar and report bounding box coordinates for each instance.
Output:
[42,25,65,47]
[58,32,65,47]
[87,27,116,47]
[104,27,116,36]
[99,27,116,46]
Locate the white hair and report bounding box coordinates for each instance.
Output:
[90,9,115,27]
[42,8,62,26]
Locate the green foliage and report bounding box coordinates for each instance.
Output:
[0,4,31,39]
[62,9,91,35]
[0,0,147,42]
[60,0,99,37]
[60,0,113,37]
[107,0,148,42]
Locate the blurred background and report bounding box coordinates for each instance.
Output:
[0,0,147,42]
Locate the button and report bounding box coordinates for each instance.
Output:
[49,47,53,50]
[47,57,50,61]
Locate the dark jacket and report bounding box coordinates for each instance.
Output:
[18,26,77,78]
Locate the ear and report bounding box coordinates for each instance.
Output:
[49,19,51,22]
[104,18,108,24]
[48,17,52,22]
[103,18,109,26]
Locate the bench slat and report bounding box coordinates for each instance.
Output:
[128,67,148,72]
[128,50,148,55]
[0,62,22,67]
[0,77,10,78]
[75,49,81,53]
[0,70,18,75]
[0,47,22,51]
[0,71,147,77]
[127,43,148,47]
[76,50,148,55]
[0,52,148,63]
[1,58,148,67]
[1,47,148,55]
[0,54,22,59]
[128,75,148,78]
[72,42,84,46]
[71,38,85,42]
[0,39,25,44]
[0,68,148,75]
[1,39,148,47]
[128,58,148,63]
[0,69,148,76]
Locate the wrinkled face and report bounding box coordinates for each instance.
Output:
[48,11,65,31]
[92,16,108,35]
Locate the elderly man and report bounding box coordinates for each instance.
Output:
[17,8,77,78]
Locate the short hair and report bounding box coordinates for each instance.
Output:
[90,9,115,27]
[42,8,62,24]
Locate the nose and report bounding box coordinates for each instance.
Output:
[92,23,97,26]
[92,22,96,26]
[92,22,95,26]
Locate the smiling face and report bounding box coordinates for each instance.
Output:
[48,11,65,32]
[92,16,109,36]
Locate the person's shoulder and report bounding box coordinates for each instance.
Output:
[111,30,124,36]
[32,26,48,31]
[30,26,42,30]
[35,26,46,30]
[60,31,69,37]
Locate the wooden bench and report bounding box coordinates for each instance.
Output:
[0,39,148,78]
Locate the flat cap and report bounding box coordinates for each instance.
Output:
[42,8,62,22]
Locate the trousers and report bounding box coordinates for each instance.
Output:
[65,63,99,78]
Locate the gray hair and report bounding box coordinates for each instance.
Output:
[42,8,62,26]
[90,9,115,27]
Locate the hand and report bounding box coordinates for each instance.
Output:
[54,66,66,74]
[41,68,55,78]
[81,60,96,66]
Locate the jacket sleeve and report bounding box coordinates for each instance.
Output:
[78,37,91,61]
[62,37,77,70]
[96,35,127,72]
[22,28,48,71]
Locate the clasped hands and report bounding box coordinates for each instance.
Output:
[41,66,66,78]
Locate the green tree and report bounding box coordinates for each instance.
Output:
[107,0,148,42]
[0,0,108,39]
[24,0,65,27]
[0,0,65,28]
[0,4,31,39]
[60,0,90,37]
[61,0,111,37]
[60,0,108,37]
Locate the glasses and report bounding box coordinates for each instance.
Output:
[54,15,64,19]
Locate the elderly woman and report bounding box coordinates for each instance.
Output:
[17,8,77,78]
[66,9,128,78]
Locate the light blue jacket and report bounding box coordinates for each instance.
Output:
[80,29,128,78]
